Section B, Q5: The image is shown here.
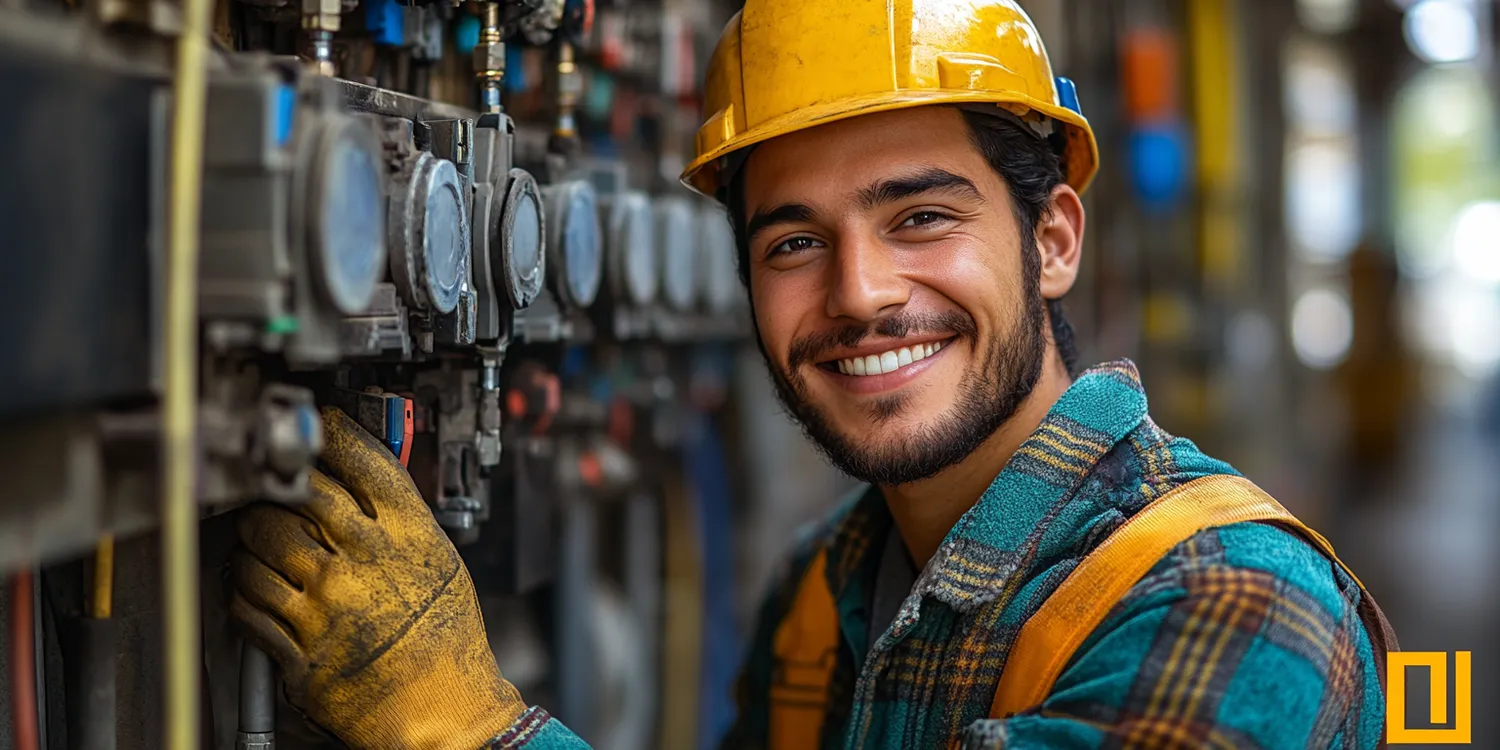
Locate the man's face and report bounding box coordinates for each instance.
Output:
[742,107,1048,486]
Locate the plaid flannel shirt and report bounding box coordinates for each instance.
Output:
[494,360,1385,749]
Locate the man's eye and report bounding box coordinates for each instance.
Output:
[768,236,821,256]
[900,211,953,229]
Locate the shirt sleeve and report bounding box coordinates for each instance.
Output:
[962,524,1385,750]
[483,707,592,749]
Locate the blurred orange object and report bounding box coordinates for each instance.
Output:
[1121,26,1180,123]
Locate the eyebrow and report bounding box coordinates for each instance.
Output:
[745,202,818,243]
[855,167,985,209]
[743,167,984,243]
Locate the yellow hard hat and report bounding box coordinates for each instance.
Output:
[680,0,1100,201]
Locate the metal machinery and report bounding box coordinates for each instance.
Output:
[0,0,745,745]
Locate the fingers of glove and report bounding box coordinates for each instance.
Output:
[236,504,332,589]
[231,549,320,638]
[303,469,375,546]
[318,407,422,518]
[228,590,305,678]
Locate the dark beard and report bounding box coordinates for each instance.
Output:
[760,279,1047,487]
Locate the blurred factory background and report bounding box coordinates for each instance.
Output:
[0,0,1494,747]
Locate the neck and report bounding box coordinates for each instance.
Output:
[881,354,1073,568]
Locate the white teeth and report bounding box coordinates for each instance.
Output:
[836,341,948,377]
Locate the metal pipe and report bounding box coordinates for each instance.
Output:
[554,41,579,138]
[71,537,120,750]
[475,2,504,114]
[10,571,39,750]
[162,0,214,734]
[236,644,275,750]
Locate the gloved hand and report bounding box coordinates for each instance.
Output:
[230,407,526,750]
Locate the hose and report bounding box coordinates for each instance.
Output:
[10,570,39,750]
[163,0,215,737]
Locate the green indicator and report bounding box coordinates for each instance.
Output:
[267,315,300,334]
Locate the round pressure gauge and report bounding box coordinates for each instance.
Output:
[388,151,470,314]
[497,168,546,310]
[306,116,387,315]
[697,204,739,314]
[543,179,603,310]
[655,196,698,313]
[603,191,657,307]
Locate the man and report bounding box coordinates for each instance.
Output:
[231,1,1397,748]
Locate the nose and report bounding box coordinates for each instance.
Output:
[823,234,909,322]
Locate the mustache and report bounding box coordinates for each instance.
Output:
[786,311,979,371]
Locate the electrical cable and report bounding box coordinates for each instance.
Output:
[10,571,39,750]
[162,0,215,737]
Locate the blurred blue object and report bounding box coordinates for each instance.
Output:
[1128,121,1190,212]
[584,71,614,121]
[275,84,295,146]
[365,0,404,46]
[455,14,480,55]
[506,44,528,92]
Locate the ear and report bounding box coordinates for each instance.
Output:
[1035,184,1085,301]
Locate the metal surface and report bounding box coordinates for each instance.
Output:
[387,149,470,314]
[236,644,275,744]
[543,180,603,310]
[655,197,699,314]
[604,191,659,308]
[337,78,475,122]
[475,2,504,114]
[500,169,547,310]
[697,205,740,314]
[308,116,388,315]
[0,32,161,418]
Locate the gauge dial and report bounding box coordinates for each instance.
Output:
[697,204,739,314]
[604,191,657,307]
[388,151,470,314]
[543,180,603,310]
[308,117,387,314]
[421,159,467,313]
[655,196,697,313]
[498,168,546,310]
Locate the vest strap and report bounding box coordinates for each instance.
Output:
[990,474,1399,727]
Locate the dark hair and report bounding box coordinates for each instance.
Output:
[724,107,1080,376]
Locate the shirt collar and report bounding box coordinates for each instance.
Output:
[824,359,1152,615]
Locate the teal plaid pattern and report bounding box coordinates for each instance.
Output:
[504,360,1385,749]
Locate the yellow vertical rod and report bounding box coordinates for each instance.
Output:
[163,0,214,738]
[1187,0,1244,287]
[93,536,114,620]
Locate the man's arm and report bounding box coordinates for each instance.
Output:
[230,408,591,750]
[963,523,1384,750]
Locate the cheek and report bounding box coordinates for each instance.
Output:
[903,238,1019,320]
[751,277,811,366]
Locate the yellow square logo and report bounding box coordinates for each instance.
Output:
[1388,652,1471,744]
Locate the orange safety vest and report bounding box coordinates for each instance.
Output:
[768,475,1400,748]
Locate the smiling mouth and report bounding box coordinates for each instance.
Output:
[819,338,952,377]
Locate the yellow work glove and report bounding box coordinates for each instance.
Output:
[230,407,526,750]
